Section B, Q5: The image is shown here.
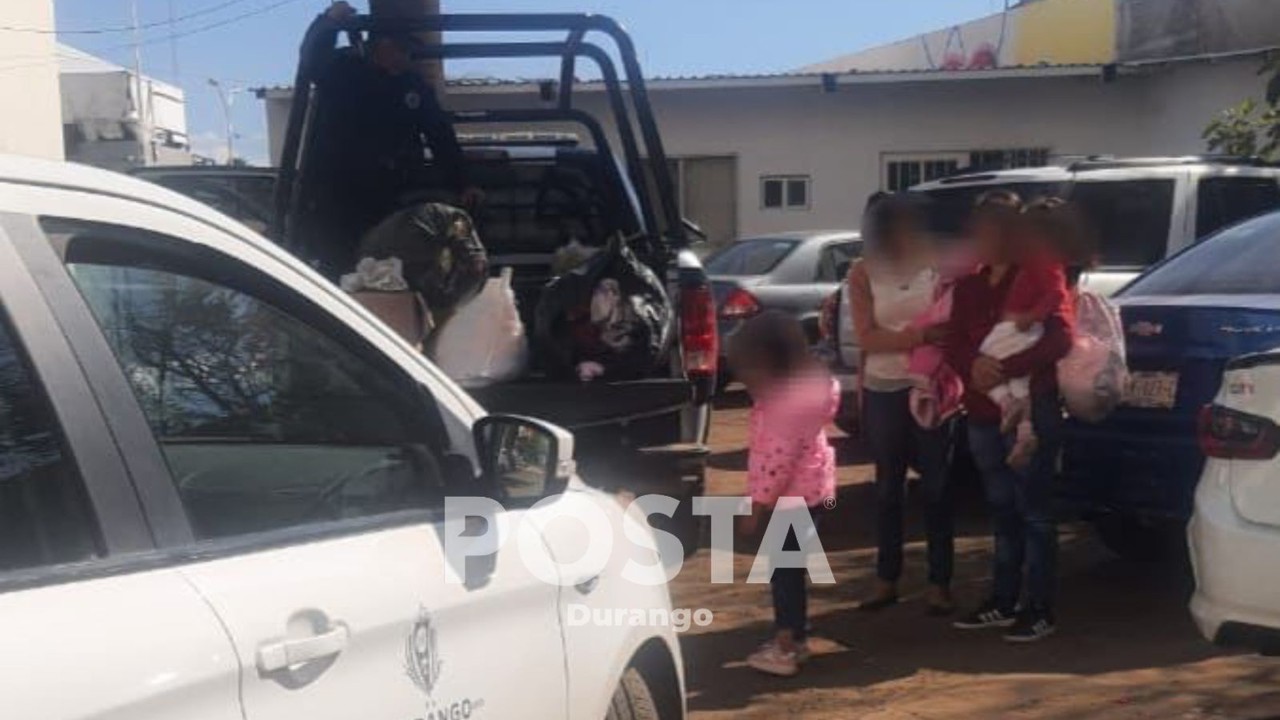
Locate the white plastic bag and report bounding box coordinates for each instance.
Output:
[431,267,528,387]
[1058,292,1129,422]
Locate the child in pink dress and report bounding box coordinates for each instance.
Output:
[729,311,839,678]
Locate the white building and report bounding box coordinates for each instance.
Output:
[0,0,64,159]
[258,0,1279,245]
[58,44,191,170]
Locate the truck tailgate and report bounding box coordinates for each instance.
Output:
[468,379,693,430]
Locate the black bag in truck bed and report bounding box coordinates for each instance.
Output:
[467,378,691,430]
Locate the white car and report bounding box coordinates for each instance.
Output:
[0,156,684,720]
[1190,349,1280,655]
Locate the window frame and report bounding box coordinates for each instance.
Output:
[20,211,477,559]
[760,175,811,211]
[1194,174,1280,241]
[0,213,156,592]
[814,241,860,283]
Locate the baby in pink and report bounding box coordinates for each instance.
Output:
[747,373,840,508]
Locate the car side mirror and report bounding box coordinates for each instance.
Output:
[473,415,575,507]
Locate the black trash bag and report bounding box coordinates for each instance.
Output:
[534,235,672,381]
[358,203,489,314]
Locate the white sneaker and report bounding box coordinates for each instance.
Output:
[747,643,800,677]
[755,639,811,663]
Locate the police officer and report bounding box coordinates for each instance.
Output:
[303,2,483,277]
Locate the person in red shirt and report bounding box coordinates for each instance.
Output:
[977,197,1080,468]
[946,191,1074,643]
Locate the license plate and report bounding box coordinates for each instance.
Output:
[1124,372,1180,409]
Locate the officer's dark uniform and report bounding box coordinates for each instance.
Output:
[302,23,469,278]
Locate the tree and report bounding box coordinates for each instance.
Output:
[1203,56,1280,160]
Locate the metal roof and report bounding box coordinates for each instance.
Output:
[255,62,1107,99]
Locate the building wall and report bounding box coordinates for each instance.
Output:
[261,57,1268,240]
[800,0,1118,74]
[0,0,64,159]
[538,59,1266,238]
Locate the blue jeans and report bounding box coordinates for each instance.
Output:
[863,388,957,586]
[967,394,1064,612]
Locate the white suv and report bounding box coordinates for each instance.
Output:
[0,156,684,720]
[913,156,1280,296]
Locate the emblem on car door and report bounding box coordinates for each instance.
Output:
[405,606,442,696]
[1128,321,1163,338]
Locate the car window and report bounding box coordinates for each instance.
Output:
[704,239,799,276]
[1123,211,1280,297]
[1196,176,1280,239]
[815,242,860,282]
[921,182,1065,237]
[46,221,450,540]
[1070,179,1174,268]
[0,306,100,571]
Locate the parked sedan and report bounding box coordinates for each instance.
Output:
[1061,209,1280,560]
[706,231,860,384]
[1191,345,1280,654]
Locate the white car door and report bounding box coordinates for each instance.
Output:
[0,216,241,720]
[22,203,569,720]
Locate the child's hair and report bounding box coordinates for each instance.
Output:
[1021,196,1096,269]
[729,310,810,380]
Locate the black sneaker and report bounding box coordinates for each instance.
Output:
[1003,608,1057,643]
[953,601,1017,630]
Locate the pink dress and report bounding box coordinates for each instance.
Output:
[747,373,840,508]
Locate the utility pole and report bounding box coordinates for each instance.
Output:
[369,0,444,93]
[128,0,152,164]
[208,79,240,165]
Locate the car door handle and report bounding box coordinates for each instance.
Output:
[256,624,349,673]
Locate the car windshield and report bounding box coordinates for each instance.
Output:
[704,238,799,276]
[922,182,1066,237]
[1123,211,1280,297]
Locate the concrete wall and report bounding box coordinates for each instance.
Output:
[0,0,64,159]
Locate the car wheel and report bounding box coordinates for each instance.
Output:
[1093,514,1188,563]
[605,667,662,720]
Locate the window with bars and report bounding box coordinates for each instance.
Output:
[882,148,1051,192]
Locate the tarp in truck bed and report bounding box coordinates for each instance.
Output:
[467,378,692,430]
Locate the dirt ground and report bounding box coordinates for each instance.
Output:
[672,391,1280,719]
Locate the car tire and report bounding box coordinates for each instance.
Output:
[605,667,662,720]
[1093,514,1187,563]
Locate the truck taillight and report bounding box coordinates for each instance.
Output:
[1197,404,1280,460]
[681,284,719,377]
[719,288,760,321]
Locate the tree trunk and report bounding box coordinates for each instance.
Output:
[369,0,444,93]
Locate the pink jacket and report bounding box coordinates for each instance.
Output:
[747,373,839,508]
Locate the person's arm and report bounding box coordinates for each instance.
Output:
[942,277,979,383]
[1001,312,1072,378]
[848,260,923,354]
